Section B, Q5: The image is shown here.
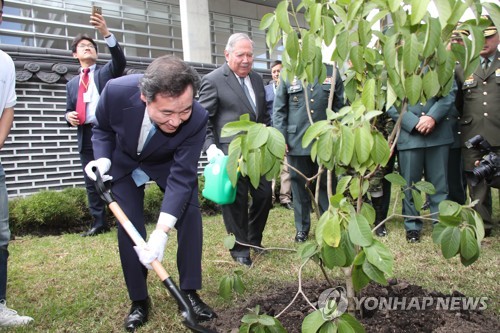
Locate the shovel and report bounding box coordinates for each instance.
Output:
[93,170,216,333]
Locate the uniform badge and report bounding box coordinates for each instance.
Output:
[464,75,474,86]
[323,76,332,84]
[290,77,300,91]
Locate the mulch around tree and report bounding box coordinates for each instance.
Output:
[203,279,499,333]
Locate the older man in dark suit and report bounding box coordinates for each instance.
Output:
[198,33,272,267]
[65,12,126,237]
[84,56,217,331]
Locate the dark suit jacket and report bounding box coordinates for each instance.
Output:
[265,82,275,125]
[92,74,209,219]
[65,42,126,152]
[198,63,269,153]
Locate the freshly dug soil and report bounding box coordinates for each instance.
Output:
[204,279,499,333]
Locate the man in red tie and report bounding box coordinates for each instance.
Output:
[65,11,126,237]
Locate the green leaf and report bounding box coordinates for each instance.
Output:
[338,313,366,333]
[322,16,335,47]
[422,70,440,100]
[364,239,394,276]
[303,120,330,148]
[335,30,350,63]
[438,214,462,227]
[309,3,323,33]
[411,189,423,212]
[322,242,346,268]
[339,125,355,165]
[352,264,370,292]
[370,132,390,165]
[275,1,292,34]
[247,150,261,189]
[384,173,407,186]
[349,177,360,200]
[403,34,422,74]
[336,175,352,195]
[317,130,334,164]
[354,125,373,164]
[323,214,341,248]
[361,79,375,111]
[286,31,300,62]
[299,242,318,261]
[247,124,269,150]
[433,0,452,29]
[223,234,236,250]
[404,74,423,106]
[259,13,275,30]
[414,180,436,195]
[460,227,479,261]
[257,315,275,326]
[350,45,364,73]
[360,203,375,225]
[221,115,253,137]
[233,273,246,294]
[410,0,430,26]
[266,127,286,158]
[348,214,373,247]
[362,261,388,285]
[439,200,461,217]
[432,223,447,244]
[440,226,461,259]
[422,17,441,58]
[218,276,233,300]
[302,309,327,333]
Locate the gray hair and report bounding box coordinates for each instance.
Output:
[139,55,200,103]
[225,33,254,54]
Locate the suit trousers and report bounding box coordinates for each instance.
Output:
[271,156,292,204]
[0,167,9,301]
[287,155,330,234]
[398,145,449,231]
[79,124,107,229]
[112,176,203,301]
[447,147,466,205]
[221,175,272,257]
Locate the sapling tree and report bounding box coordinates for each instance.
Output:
[219,0,499,331]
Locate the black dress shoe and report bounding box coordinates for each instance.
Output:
[184,291,218,322]
[281,202,293,210]
[406,230,420,243]
[231,255,252,267]
[81,226,109,237]
[125,298,149,332]
[375,224,388,237]
[295,231,308,242]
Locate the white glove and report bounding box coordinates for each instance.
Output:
[85,158,112,182]
[206,144,224,163]
[134,229,168,270]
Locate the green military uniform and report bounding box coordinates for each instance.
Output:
[456,50,500,232]
[273,65,344,237]
[387,82,457,234]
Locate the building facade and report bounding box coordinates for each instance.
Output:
[0,0,281,197]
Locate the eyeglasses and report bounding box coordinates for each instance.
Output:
[77,44,95,49]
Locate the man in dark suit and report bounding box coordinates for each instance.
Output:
[85,56,217,331]
[65,12,126,237]
[265,60,293,210]
[273,65,344,242]
[198,33,272,267]
[456,19,499,237]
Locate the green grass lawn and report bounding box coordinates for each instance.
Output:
[5,189,500,332]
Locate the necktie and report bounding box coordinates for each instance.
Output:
[240,77,256,114]
[483,58,490,72]
[76,68,90,124]
[132,123,157,187]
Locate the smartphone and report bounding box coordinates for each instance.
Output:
[92,6,102,16]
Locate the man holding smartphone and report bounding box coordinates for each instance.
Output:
[65,10,126,237]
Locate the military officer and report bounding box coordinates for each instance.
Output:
[456,19,499,237]
[273,65,344,242]
[387,82,457,243]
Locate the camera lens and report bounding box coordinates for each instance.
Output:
[472,162,494,182]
